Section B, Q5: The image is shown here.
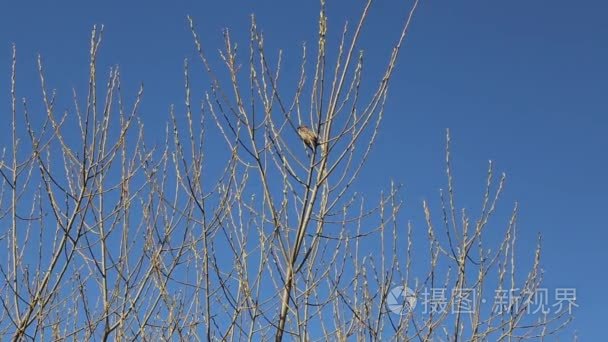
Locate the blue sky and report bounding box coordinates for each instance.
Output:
[1,0,606,338]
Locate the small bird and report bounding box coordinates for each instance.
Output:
[297,125,318,151]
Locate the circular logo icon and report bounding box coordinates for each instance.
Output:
[387,285,417,315]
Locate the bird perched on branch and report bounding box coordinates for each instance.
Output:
[297,125,318,151]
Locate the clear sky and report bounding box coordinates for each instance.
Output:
[1,0,606,339]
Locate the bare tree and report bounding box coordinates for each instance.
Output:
[0,1,573,340]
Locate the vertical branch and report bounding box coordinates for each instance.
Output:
[10,42,21,323]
